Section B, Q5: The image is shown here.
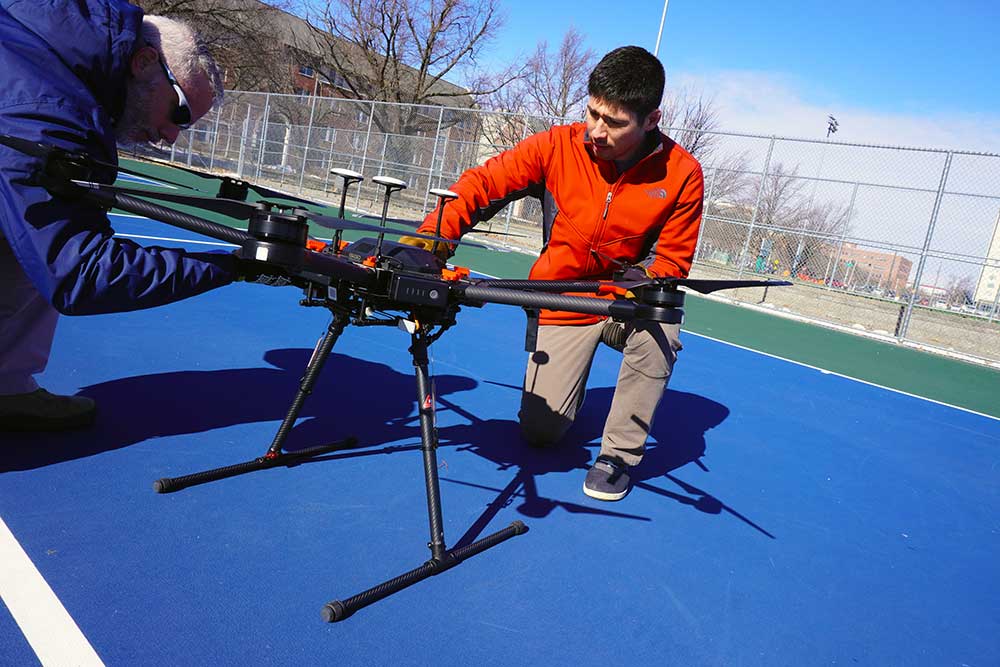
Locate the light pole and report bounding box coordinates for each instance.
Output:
[654,0,670,57]
[826,114,839,139]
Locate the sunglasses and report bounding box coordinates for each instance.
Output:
[157,56,193,129]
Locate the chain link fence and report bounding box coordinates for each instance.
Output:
[129,91,1000,367]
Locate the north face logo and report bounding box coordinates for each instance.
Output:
[646,188,667,199]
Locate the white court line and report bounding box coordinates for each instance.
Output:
[686,330,1000,422]
[0,516,104,666]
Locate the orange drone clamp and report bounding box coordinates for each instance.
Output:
[441,265,470,282]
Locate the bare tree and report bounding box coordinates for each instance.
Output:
[522,28,595,120]
[475,83,531,152]
[135,0,298,93]
[305,0,519,131]
[660,87,721,162]
[945,274,976,306]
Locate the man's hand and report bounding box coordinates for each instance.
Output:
[399,235,452,262]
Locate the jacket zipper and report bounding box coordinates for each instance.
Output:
[602,190,612,219]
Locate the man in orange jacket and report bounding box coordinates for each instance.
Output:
[404,46,704,501]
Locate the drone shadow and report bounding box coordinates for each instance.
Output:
[0,349,475,472]
[432,385,776,546]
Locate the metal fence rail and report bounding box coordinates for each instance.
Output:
[128,91,1000,367]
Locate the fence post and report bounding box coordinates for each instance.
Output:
[208,106,222,170]
[297,91,319,194]
[897,151,953,340]
[500,115,532,247]
[437,125,451,191]
[695,166,718,261]
[988,266,1000,322]
[824,180,859,286]
[736,136,776,278]
[422,106,446,214]
[236,101,252,180]
[254,93,271,182]
[356,100,375,211]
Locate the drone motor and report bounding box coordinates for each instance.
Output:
[241,204,310,270]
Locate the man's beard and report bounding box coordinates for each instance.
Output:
[114,78,158,147]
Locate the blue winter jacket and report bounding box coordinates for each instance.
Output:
[0,0,236,315]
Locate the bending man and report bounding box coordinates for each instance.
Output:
[1,1,239,431]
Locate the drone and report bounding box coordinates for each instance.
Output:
[0,133,790,622]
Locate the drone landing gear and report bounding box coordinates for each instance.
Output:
[153,313,527,622]
[153,312,358,494]
[321,328,527,622]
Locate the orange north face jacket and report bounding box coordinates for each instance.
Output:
[418,122,704,325]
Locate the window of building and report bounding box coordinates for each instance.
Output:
[299,65,314,77]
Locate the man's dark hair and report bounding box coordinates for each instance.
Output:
[587,46,665,119]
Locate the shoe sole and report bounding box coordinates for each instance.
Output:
[582,482,630,501]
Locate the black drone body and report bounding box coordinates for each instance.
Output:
[0,133,790,623]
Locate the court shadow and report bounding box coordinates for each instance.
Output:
[435,386,735,547]
[0,349,476,472]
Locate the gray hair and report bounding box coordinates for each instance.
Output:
[141,15,225,107]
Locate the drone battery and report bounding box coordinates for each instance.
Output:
[343,238,443,274]
[389,274,449,308]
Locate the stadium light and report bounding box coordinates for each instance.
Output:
[827,115,839,138]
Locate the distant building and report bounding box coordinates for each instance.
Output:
[837,243,913,292]
[974,209,1000,307]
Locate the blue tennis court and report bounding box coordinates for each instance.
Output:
[2,215,999,666]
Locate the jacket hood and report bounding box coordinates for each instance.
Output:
[0,0,142,122]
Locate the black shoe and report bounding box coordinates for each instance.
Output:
[583,455,631,501]
[0,389,96,431]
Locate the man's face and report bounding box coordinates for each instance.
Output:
[115,47,214,147]
[585,96,660,165]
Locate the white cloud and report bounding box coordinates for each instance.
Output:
[671,69,1000,155]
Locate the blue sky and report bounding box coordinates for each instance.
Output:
[470,0,1000,150]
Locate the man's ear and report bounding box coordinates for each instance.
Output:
[130,45,160,80]
[643,108,662,132]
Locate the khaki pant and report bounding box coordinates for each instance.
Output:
[518,320,682,466]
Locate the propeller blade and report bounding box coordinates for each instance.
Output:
[673,278,792,294]
[73,181,263,220]
[355,213,529,238]
[246,182,318,206]
[115,162,202,191]
[121,158,319,205]
[304,212,488,248]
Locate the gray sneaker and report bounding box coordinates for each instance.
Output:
[583,456,631,501]
[0,389,96,431]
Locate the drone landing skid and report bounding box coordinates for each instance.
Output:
[153,310,527,623]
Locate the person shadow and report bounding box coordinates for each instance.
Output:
[435,383,774,546]
[0,348,476,472]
